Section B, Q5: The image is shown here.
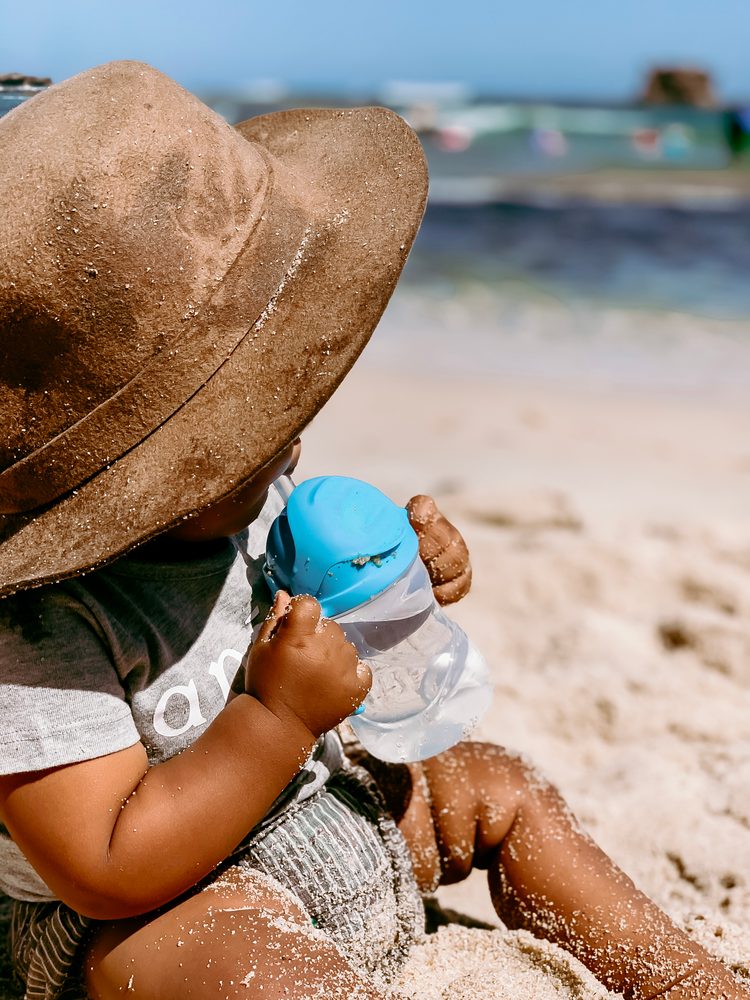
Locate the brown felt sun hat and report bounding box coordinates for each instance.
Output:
[0,61,428,598]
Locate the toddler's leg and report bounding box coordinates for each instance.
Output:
[386,742,748,1000]
[83,865,383,1000]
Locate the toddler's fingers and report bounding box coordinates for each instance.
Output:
[432,566,473,606]
[353,658,373,705]
[427,529,471,579]
[424,524,468,570]
[316,615,359,647]
[279,594,322,636]
[407,497,466,565]
[256,590,292,643]
[313,618,371,702]
[317,619,362,670]
[406,494,439,532]
[412,513,471,598]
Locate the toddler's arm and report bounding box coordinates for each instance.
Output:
[0,593,370,921]
[407,494,472,605]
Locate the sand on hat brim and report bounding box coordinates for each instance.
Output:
[0,104,428,597]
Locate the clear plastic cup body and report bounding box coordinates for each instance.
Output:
[333,558,493,762]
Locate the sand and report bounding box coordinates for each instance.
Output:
[394,924,613,999]
[296,322,750,998]
[2,291,749,999]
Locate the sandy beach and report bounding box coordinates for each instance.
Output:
[296,302,750,997]
[2,286,749,998]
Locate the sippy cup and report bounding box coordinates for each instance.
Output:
[263,475,493,763]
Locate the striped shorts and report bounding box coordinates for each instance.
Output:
[9,759,424,999]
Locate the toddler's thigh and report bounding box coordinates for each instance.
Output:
[84,865,380,1000]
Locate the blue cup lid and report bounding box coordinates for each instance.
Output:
[264,476,419,617]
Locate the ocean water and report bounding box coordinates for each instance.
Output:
[405,201,750,320]
[4,83,745,389]
[372,201,750,392]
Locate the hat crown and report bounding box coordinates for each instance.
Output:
[0,62,428,596]
[0,62,268,473]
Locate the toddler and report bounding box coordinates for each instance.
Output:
[0,61,746,1000]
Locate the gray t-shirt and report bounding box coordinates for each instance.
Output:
[0,491,338,901]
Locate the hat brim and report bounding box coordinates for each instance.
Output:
[0,106,427,596]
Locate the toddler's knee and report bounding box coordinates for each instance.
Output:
[421,742,530,879]
[489,744,556,799]
[433,740,552,801]
[422,741,564,877]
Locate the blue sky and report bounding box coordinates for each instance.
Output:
[1,0,748,101]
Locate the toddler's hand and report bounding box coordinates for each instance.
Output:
[244,591,372,738]
[406,495,472,605]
